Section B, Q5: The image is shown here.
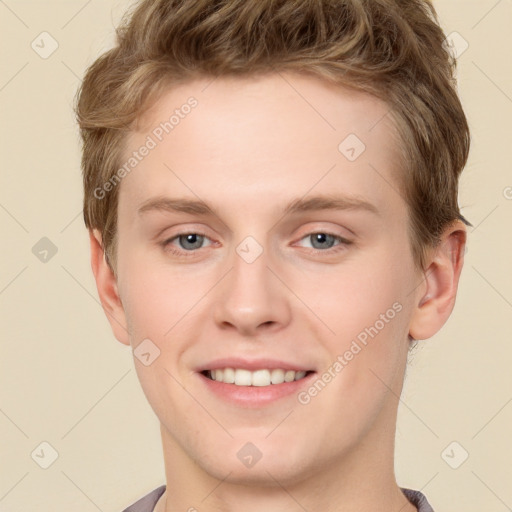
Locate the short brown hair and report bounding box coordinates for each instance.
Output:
[75,0,471,273]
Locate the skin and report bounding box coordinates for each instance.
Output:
[90,72,466,512]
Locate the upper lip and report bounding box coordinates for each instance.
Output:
[196,358,315,373]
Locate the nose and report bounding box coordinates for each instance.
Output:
[212,243,292,336]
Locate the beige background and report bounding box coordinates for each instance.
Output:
[1,0,511,510]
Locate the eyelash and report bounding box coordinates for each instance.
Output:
[161,231,353,258]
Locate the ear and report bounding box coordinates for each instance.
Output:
[408,220,467,341]
[89,229,130,346]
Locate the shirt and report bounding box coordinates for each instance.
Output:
[122,485,434,511]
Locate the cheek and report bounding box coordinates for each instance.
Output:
[117,263,200,418]
[295,249,411,412]
[300,251,408,348]
[117,248,210,342]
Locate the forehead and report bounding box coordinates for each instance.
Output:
[135,72,398,152]
[120,72,405,219]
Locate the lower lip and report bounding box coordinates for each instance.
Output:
[197,371,316,408]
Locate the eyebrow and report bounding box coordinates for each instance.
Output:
[137,194,380,217]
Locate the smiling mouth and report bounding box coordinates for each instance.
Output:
[201,368,314,386]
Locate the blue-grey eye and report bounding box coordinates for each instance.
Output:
[178,233,205,250]
[308,233,338,249]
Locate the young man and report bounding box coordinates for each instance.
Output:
[75,0,471,510]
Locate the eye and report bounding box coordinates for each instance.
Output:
[160,230,352,258]
[162,232,213,256]
[296,232,352,252]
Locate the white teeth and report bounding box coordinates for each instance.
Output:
[284,370,295,382]
[223,367,235,383]
[234,369,252,386]
[270,369,285,384]
[252,369,271,387]
[206,368,309,386]
[295,370,306,380]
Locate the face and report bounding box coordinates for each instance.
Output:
[109,72,424,486]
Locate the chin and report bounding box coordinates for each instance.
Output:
[207,460,312,488]
[197,439,317,488]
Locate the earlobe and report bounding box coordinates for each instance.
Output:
[89,229,130,346]
[408,222,467,341]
